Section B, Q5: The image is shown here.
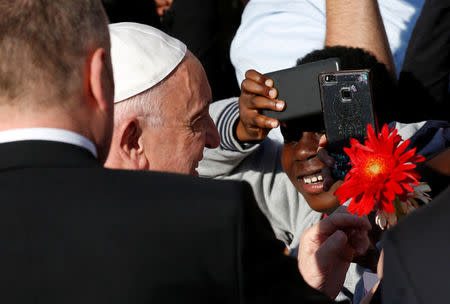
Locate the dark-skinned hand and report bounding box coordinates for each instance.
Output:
[236,69,286,142]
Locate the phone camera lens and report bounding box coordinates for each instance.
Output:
[324,74,336,82]
[340,88,352,102]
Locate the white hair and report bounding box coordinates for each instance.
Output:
[113,77,169,127]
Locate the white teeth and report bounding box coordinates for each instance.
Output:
[303,174,323,184]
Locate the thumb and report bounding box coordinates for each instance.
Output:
[313,230,355,299]
[319,134,328,147]
[316,230,354,263]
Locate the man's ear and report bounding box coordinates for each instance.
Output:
[88,48,114,112]
[118,119,149,170]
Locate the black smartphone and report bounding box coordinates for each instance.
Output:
[261,58,340,127]
[319,70,378,179]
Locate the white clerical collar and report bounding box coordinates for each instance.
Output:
[0,128,98,158]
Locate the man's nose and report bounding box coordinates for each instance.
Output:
[205,115,220,149]
[294,132,319,160]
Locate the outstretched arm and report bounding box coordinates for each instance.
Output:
[325,0,396,77]
[199,70,285,178]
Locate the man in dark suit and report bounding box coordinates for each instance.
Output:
[382,152,450,303]
[0,0,370,302]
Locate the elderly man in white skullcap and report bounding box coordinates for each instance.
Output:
[105,23,220,175]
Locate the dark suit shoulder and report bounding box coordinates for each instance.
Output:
[0,166,252,303]
[0,141,332,303]
[383,186,450,303]
[94,167,252,216]
[386,186,450,246]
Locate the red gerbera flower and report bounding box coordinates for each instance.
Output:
[334,124,425,216]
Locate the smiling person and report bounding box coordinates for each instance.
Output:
[199,46,397,248]
[104,23,219,175]
[198,46,399,301]
[200,0,400,248]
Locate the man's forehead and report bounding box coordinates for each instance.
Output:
[179,55,211,113]
[155,57,210,121]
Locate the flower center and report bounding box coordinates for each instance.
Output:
[364,155,389,179]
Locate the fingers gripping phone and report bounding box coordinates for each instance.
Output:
[319,70,378,180]
[261,58,340,127]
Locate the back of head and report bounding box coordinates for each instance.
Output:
[0,0,110,110]
[297,46,398,125]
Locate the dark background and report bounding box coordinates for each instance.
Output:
[102,0,244,102]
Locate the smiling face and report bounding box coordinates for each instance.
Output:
[140,52,220,175]
[281,128,340,213]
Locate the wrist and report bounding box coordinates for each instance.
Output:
[234,119,262,149]
[236,119,254,143]
[235,120,246,142]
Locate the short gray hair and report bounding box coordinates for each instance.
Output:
[0,0,110,106]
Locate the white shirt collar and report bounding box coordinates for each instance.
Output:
[0,128,98,158]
